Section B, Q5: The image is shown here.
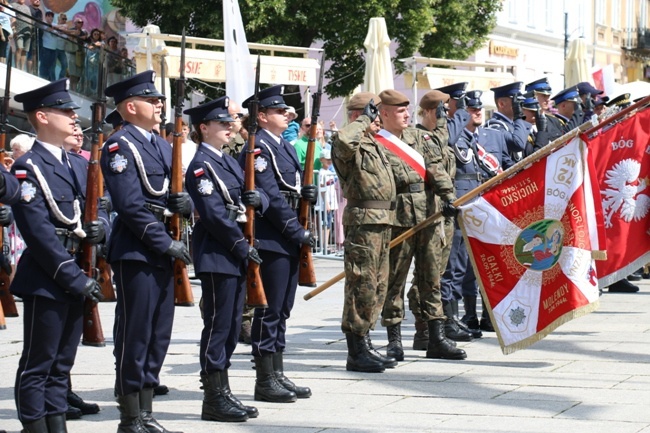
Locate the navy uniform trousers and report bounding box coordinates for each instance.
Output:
[100,123,177,396]
[238,129,306,357]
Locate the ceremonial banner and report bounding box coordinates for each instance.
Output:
[460,137,605,354]
[586,108,650,287]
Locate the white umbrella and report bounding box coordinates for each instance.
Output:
[363,17,394,95]
[564,38,590,88]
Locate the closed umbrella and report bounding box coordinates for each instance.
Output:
[564,38,590,88]
[363,17,393,95]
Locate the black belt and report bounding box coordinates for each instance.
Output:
[346,199,396,210]
[397,183,425,194]
[144,203,169,223]
[280,190,301,210]
[456,173,484,181]
[54,228,82,255]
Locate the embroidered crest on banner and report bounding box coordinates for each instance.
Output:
[20,181,37,203]
[110,154,128,173]
[198,178,214,196]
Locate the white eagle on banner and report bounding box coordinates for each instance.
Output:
[601,158,650,228]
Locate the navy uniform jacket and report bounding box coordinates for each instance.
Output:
[446,108,470,145]
[10,141,107,301]
[0,165,20,204]
[237,129,304,257]
[453,128,513,196]
[186,145,268,276]
[100,123,174,268]
[485,112,532,160]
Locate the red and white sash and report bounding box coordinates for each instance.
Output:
[374,129,426,179]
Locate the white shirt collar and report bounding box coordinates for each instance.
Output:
[263,129,281,145]
[40,140,64,163]
[132,124,153,142]
[201,142,223,158]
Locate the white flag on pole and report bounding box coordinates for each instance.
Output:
[223,0,254,106]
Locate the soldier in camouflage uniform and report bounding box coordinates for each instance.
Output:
[407,90,459,351]
[378,89,465,361]
[331,92,397,373]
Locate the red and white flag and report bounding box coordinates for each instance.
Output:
[460,137,606,354]
[585,108,650,286]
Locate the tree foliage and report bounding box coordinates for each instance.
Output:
[112,0,502,98]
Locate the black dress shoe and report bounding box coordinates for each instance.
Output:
[65,405,82,420]
[153,385,169,396]
[68,391,100,415]
[627,273,642,281]
[608,279,639,293]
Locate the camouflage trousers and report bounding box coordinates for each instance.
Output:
[407,216,454,320]
[341,224,391,336]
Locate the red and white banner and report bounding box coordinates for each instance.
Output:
[460,137,605,354]
[585,108,650,286]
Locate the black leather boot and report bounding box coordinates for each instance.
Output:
[116,392,147,433]
[345,333,385,373]
[21,417,48,433]
[272,352,311,398]
[386,323,404,361]
[200,372,248,422]
[67,390,100,415]
[460,297,482,338]
[45,413,68,433]
[443,301,472,341]
[218,370,258,418]
[254,354,297,403]
[479,296,495,332]
[426,319,467,360]
[139,388,183,433]
[608,279,640,293]
[412,317,429,350]
[364,334,398,368]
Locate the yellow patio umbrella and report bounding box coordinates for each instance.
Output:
[363,17,394,94]
[564,38,590,88]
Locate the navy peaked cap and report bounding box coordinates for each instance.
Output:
[184,96,235,124]
[105,70,165,104]
[14,79,80,112]
[242,85,289,110]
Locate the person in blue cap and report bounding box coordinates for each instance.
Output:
[237,85,316,402]
[485,81,532,163]
[10,78,107,433]
[549,86,582,135]
[593,95,610,117]
[100,70,191,433]
[183,96,266,422]
[526,77,567,145]
[521,91,550,156]
[577,81,604,120]
[434,82,470,145]
[441,90,513,337]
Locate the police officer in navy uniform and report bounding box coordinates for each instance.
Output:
[548,86,582,137]
[100,71,191,433]
[434,82,470,145]
[10,79,107,433]
[237,85,316,403]
[440,90,513,339]
[183,96,267,422]
[485,82,532,162]
[526,77,565,144]
[521,92,551,156]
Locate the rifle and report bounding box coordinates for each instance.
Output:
[81,48,107,346]
[243,56,266,308]
[171,28,193,306]
[297,53,325,287]
[0,45,17,318]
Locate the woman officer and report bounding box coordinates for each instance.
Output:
[184,96,267,423]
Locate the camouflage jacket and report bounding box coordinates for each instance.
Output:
[222,133,246,159]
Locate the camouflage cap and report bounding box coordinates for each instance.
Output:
[347,92,381,110]
[419,90,450,110]
[378,89,409,106]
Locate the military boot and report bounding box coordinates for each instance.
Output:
[443,301,472,341]
[253,354,297,403]
[21,418,48,433]
[45,414,67,433]
[139,388,183,433]
[412,317,429,351]
[345,333,385,373]
[426,319,467,360]
[218,370,258,418]
[272,352,311,398]
[386,323,404,361]
[364,334,398,368]
[199,372,248,422]
[116,392,147,433]
[479,296,495,332]
[460,296,482,338]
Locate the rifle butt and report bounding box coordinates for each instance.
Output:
[0,301,6,329]
[246,262,267,308]
[298,245,316,287]
[97,257,115,302]
[82,300,106,347]
[173,259,194,306]
[0,272,18,317]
